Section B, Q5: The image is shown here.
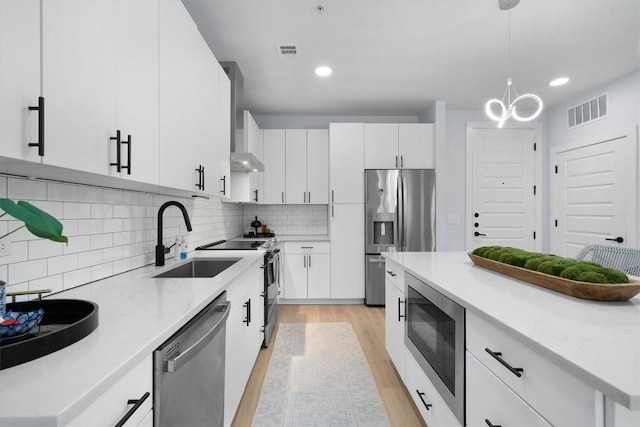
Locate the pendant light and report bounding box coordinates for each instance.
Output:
[485,0,543,128]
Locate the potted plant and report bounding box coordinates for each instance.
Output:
[0,198,68,318]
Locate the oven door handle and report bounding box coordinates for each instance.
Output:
[165,302,230,373]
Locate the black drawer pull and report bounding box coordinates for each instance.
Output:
[485,419,502,427]
[485,348,524,377]
[415,390,432,410]
[605,236,624,243]
[114,391,150,427]
[397,297,405,321]
[386,270,396,277]
[28,96,45,156]
[220,175,226,195]
[474,231,487,236]
[243,298,251,326]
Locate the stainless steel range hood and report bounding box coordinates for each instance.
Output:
[220,61,264,172]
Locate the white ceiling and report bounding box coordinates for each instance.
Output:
[182,0,640,116]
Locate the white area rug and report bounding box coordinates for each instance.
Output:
[252,322,391,427]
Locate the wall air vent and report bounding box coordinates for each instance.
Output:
[568,94,608,128]
[277,44,299,59]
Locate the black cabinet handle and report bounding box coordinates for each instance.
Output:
[485,348,524,377]
[397,297,405,321]
[121,134,131,175]
[114,391,150,427]
[386,270,396,277]
[415,390,432,410]
[254,189,259,202]
[485,419,502,427]
[243,298,251,326]
[28,96,45,156]
[475,231,487,237]
[605,236,624,243]
[109,130,122,172]
[195,165,204,190]
[220,175,226,195]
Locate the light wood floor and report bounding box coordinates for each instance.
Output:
[231,304,427,427]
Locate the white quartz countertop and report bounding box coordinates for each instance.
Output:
[231,234,330,242]
[383,251,640,410]
[0,250,264,426]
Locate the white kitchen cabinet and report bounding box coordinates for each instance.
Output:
[224,259,264,427]
[285,129,307,204]
[285,129,329,205]
[0,0,41,164]
[330,203,365,299]
[466,352,551,427]
[158,0,218,195]
[217,70,231,198]
[466,310,598,427]
[283,242,331,299]
[404,351,462,427]
[364,123,434,169]
[41,0,117,175]
[385,274,405,381]
[68,355,152,427]
[262,129,286,204]
[329,123,365,204]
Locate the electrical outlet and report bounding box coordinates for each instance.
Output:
[0,240,11,257]
[447,214,460,225]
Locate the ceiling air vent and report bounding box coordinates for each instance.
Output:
[277,44,299,59]
[568,94,608,128]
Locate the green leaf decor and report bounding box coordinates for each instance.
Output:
[0,198,68,244]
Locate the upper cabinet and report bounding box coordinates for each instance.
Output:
[0,0,41,164]
[364,123,434,169]
[0,0,230,197]
[262,129,286,204]
[299,129,329,205]
[329,123,365,204]
[158,0,219,195]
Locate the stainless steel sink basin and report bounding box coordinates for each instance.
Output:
[153,258,240,278]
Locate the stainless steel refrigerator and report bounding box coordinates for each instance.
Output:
[365,169,435,305]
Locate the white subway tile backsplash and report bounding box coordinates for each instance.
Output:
[78,186,103,203]
[91,263,113,282]
[64,202,92,219]
[90,234,113,250]
[1,241,28,265]
[113,258,132,275]
[78,249,103,268]
[63,235,91,254]
[48,253,79,276]
[63,268,91,290]
[91,203,114,219]
[30,274,64,295]
[103,189,124,204]
[9,259,47,283]
[30,201,64,219]
[0,176,7,197]
[113,204,132,218]
[78,219,103,235]
[103,218,123,233]
[113,231,133,246]
[48,182,79,202]
[8,178,47,200]
[103,246,123,263]
[29,239,64,260]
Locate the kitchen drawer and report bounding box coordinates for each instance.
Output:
[224,256,263,304]
[68,355,152,427]
[467,310,598,427]
[385,259,405,291]
[284,241,330,254]
[404,350,461,427]
[466,351,552,427]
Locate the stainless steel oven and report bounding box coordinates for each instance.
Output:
[405,272,465,425]
[262,247,280,347]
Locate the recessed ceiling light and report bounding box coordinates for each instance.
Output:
[315,66,332,77]
[549,77,570,87]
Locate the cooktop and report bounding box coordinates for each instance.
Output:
[195,240,266,250]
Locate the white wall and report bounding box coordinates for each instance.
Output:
[242,204,328,236]
[0,176,243,300]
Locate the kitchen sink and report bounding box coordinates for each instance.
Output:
[153,258,241,278]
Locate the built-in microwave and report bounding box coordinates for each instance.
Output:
[405,272,465,425]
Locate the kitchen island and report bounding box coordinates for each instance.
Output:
[383,251,640,426]
[0,249,265,426]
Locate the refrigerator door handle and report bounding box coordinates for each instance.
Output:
[396,175,402,251]
[401,176,407,248]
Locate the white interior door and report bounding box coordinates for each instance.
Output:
[466,125,540,252]
[550,131,637,257]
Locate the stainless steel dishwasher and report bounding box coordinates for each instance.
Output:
[153,291,230,426]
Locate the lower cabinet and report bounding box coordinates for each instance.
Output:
[68,356,152,427]
[330,203,365,299]
[466,352,551,427]
[384,278,405,381]
[283,242,331,300]
[224,260,264,427]
[404,351,461,427]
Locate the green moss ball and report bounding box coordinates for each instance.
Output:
[524,255,557,271]
[598,268,628,284]
[575,271,609,284]
[559,266,583,280]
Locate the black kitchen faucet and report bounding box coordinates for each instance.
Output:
[156,201,193,266]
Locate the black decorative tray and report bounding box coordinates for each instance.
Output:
[0,299,99,369]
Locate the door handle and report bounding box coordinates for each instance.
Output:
[474,231,486,237]
[220,175,226,195]
[243,299,251,326]
[28,96,45,156]
[165,302,230,373]
[121,134,131,175]
[397,298,405,321]
[110,130,122,172]
[308,254,311,268]
[415,390,432,410]
[605,236,624,243]
[114,392,150,427]
[485,348,524,377]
